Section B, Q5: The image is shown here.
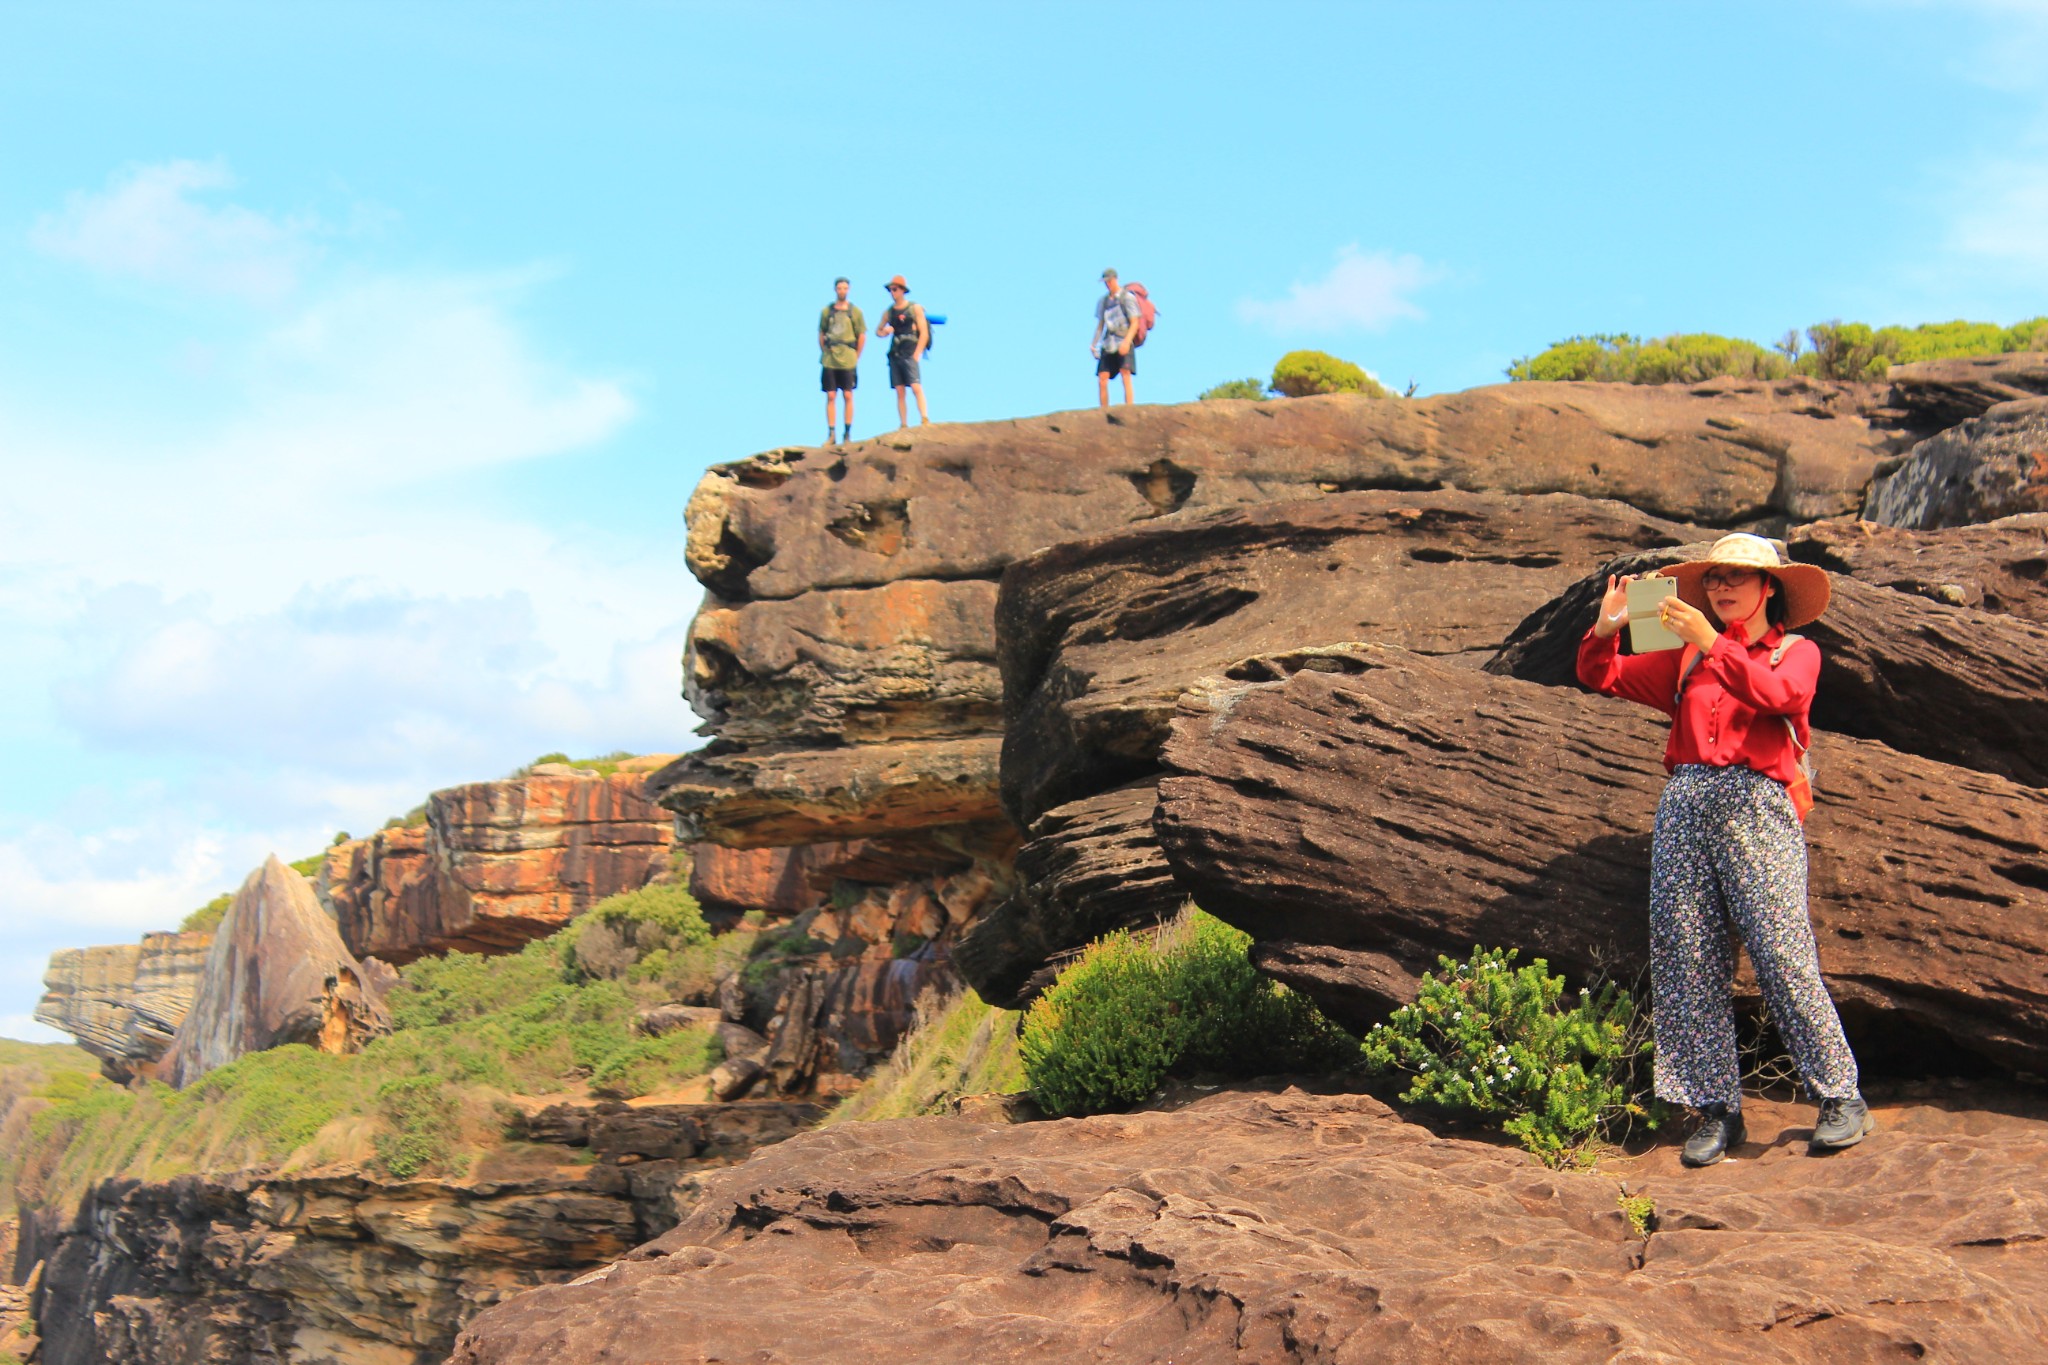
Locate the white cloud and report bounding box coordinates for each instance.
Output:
[29,159,316,304]
[1237,246,1442,333]
[0,163,693,1037]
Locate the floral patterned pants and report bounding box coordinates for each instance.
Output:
[1649,764,1860,1110]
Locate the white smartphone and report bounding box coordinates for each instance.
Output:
[1625,576,1683,653]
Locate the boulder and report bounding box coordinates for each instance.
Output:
[687,579,1000,745]
[688,841,848,917]
[1488,547,2048,788]
[160,857,393,1088]
[1886,351,2048,430]
[1153,650,2048,1072]
[956,781,1184,1008]
[449,1086,2048,1365]
[320,768,677,963]
[997,489,1698,825]
[33,931,211,1082]
[1866,397,2048,529]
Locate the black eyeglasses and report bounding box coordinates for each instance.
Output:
[1701,568,1763,590]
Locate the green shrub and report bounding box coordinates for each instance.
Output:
[1359,946,1654,1167]
[180,893,232,935]
[1200,378,1269,401]
[373,1074,455,1179]
[1508,333,1789,384]
[1269,350,1389,399]
[1019,909,1355,1117]
[2004,316,2048,351]
[1799,321,1894,380]
[587,1025,721,1099]
[564,883,712,982]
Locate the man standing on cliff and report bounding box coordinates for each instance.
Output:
[876,275,929,428]
[818,277,865,446]
[1092,268,1139,408]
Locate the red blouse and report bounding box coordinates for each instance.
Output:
[1575,622,1817,788]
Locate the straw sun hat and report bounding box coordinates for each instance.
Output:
[1661,533,1831,629]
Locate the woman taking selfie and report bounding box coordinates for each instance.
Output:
[1577,533,1871,1167]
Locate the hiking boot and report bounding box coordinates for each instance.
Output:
[1810,1096,1874,1153]
[1680,1105,1745,1167]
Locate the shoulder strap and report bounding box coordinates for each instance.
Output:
[1672,643,1704,709]
[1770,632,1804,666]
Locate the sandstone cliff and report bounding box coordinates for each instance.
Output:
[32,931,211,1083]
[320,760,679,964]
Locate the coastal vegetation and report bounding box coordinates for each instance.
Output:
[1508,316,2048,384]
[827,989,1026,1123]
[19,882,742,1203]
[1018,907,1355,1117]
[1359,946,1658,1167]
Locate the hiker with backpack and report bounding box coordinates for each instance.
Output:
[818,276,866,446]
[1091,268,1151,408]
[1577,533,1871,1168]
[875,275,930,428]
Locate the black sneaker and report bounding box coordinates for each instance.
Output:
[1810,1096,1874,1153]
[1681,1105,1745,1167]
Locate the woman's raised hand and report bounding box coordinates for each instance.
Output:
[1593,573,1633,638]
[1658,594,1720,651]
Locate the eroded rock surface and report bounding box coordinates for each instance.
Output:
[1153,650,2048,1071]
[33,931,211,1082]
[1788,513,2048,620]
[160,857,392,1088]
[449,1087,2048,1364]
[1887,350,2048,430]
[996,489,1697,825]
[1867,397,2048,529]
[32,1099,827,1365]
[320,767,677,963]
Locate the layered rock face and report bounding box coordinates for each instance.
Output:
[33,931,211,1082]
[1886,350,2048,430]
[451,1086,2048,1364]
[32,1099,825,1365]
[160,857,393,1089]
[319,764,678,964]
[660,384,1900,1008]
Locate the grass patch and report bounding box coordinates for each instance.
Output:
[828,989,1027,1124]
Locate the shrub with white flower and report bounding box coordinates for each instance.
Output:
[1359,946,1656,1167]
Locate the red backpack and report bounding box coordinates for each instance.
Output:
[1125,283,1158,346]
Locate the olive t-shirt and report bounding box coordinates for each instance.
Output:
[819,303,865,369]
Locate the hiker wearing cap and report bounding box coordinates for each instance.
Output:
[1092,268,1138,408]
[875,275,929,428]
[818,277,865,446]
[1577,533,1871,1168]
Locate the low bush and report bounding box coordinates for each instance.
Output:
[1507,333,1789,384]
[564,883,713,983]
[1358,946,1655,1167]
[587,1025,720,1100]
[179,893,232,934]
[1270,350,1389,399]
[1019,908,1355,1117]
[373,1074,455,1179]
[1200,378,1268,401]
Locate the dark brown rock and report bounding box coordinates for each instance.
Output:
[1153,651,2048,1071]
[159,857,392,1088]
[1866,397,2048,529]
[762,958,957,1095]
[689,383,1888,605]
[998,489,1696,824]
[1887,351,2048,430]
[956,781,1183,1008]
[449,1087,2048,1365]
[1488,549,2048,788]
[1788,513,2048,621]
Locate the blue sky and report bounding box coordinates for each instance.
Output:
[3,0,2045,1039]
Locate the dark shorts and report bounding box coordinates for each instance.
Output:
[1097,346,1135,377]
[821,366,857,393]
[888,353,921,388]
